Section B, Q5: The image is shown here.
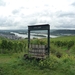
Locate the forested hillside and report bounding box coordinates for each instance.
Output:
[51,30,75,35]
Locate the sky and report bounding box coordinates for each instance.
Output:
[0,0,75,30]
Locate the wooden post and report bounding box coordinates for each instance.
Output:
[28,30,30,48]
[48,25,50,57]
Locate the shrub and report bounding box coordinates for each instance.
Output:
[39,55,59,70]
[54,41,61,47]
[67,41,74,49]
[70,45,75,54]
[56,51,62,58]
[1,40,8,49]
[50,44,63,58]
[60,54,75,75]
[7,41,13,50]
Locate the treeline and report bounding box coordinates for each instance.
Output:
[0,39,27,54]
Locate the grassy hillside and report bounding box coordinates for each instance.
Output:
[51,30,75,35]
[0,36,75,75]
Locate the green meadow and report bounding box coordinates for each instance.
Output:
[0,36,75,75]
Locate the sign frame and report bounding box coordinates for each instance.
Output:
[28,24,50,57]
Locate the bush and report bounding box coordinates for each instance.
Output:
[60,54,75,75]
[54,40,74,49]
[50,44,63,58]
[39,55,59,70]
[70,45,75,54]
[67,41,74,49]
[0,39,26,54]
[30,39,47,45]
[1,40,8,49]
[56,51,62,58]
[54,41,61,47]
[7,41,13,50]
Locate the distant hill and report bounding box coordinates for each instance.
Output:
[50,30,75,35]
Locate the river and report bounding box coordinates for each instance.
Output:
[10,32,58,39]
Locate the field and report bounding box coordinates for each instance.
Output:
[0,36,75,75]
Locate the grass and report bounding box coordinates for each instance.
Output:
[0,54,66,75]
[0,36,75,75]
[0,53,75,75]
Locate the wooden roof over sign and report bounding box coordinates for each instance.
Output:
[28,24,50,30]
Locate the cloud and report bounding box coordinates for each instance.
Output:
[12,10,20,14]
[71,2,75,6]
[54,17,75,29]
[0,0,6,6]
[12,10,75,29]
[56,24,75,29]
[0,0,75,29]
[0,16,19,29]
[12,7,24,15]
[58,12,75,18]
[19,11,51,26]
[0,9,75,29]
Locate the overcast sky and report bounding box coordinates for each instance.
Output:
[0,0,75,30]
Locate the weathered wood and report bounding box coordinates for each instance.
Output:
[29,44,47,59]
